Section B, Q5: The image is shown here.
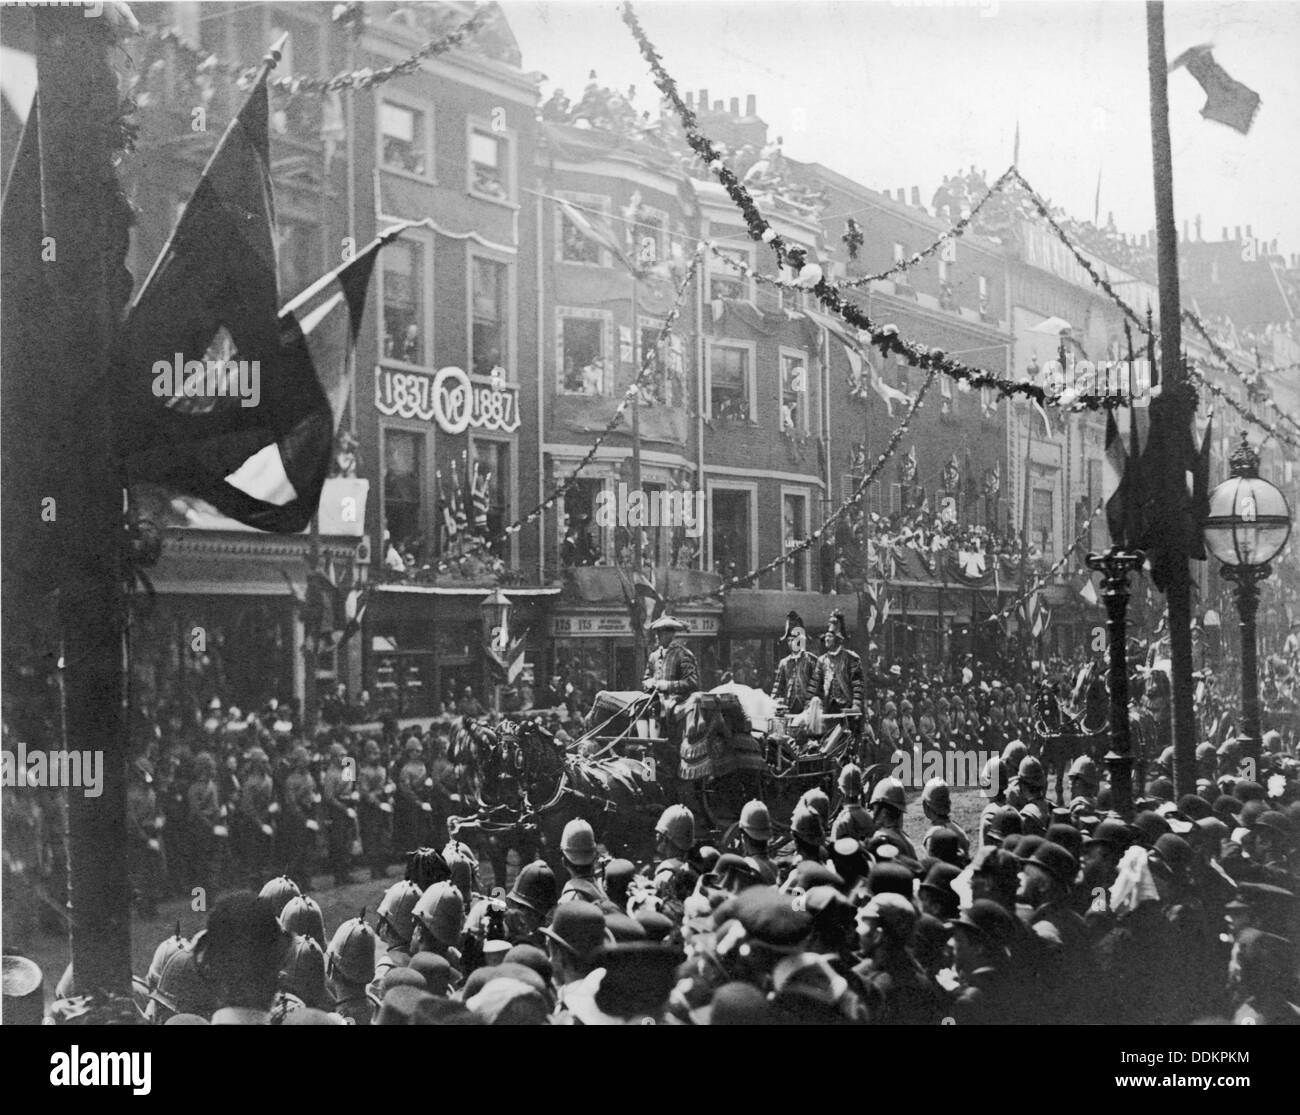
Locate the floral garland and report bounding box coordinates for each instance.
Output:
[421,243,704,576]
[622,3,1132,412]
[1182,309,1300,440]
[1185,365,1300,451]
[670,370,939,606]
[1011,169,1154,337]
[138,5,491,98]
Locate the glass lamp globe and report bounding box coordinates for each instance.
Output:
[1203,434,1292,567]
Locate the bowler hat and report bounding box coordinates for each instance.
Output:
[540,903,608,961]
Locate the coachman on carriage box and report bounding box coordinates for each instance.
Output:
[642,615,701,779]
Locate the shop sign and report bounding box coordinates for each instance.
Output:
[551,614,719,638]
[375,365,521,434]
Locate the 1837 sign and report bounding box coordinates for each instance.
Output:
[375,365,521,434]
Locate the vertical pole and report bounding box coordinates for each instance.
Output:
[631,273,645,679]
[1226,568,1265,769]
[1019,404,1036,678]
[303,514,321,737]
[36,6,133,997]
[1088,547,1142,818]
[1147,1,1197,797]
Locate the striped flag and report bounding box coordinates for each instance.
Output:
[1102,407,1143,549]
[557,197,637,274]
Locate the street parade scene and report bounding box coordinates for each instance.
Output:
[2,0,1300,1067]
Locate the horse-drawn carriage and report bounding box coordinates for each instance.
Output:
[444,682,857,884]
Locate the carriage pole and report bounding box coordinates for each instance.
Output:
[1085,547,1145,818]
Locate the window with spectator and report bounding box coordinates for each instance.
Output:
[1031,487,1055,559]
[558,312,608,395]
[711,487,753,578]
[782,491,809,591]
[382,239,427,365]
[471,256,509,377]
[469,127,509,200]
[561,480,604,566]
[709,343,753,422]
[380,100,430,177]
[384,430,424,557]
[780,349,808,433]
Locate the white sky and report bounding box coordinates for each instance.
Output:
[503,0,1300,258]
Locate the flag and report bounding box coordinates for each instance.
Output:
[321,90,346,174]
[1191,413,1214,560]
[1031,398,1053,439]
[466,453,490,534]
[1169,44,1261,135]
[1102,407,1144,550]
[1134,391,1202,588]
[438,468,461,546]
[557,197,637,274]
[1032,605,1051,639]
[1093,168,1102,225]
[807,308,914,416]
[1079,575,1100,607]
[124,234,391,533]
[625,569,664,632]
[116,78,388,533]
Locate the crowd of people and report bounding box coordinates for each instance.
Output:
[38,707,1299,1024]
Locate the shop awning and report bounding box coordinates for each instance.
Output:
[374,584,563,596]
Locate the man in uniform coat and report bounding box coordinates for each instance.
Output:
[643,615,700,776]
[808,609,866,758]
[771,611,818,715]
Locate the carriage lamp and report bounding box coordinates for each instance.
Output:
[1203,434,1293,770]
[1084,546,1146,819]
[480,589,514,649]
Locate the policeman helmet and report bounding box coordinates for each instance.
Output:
[1195,742,1217,762]
[837,764,864,802]
[508,860,559,915]
[830,804,874,843]
[981,757,1006,796]
[279,895,326,950]
[258,875,302,920]
[791,806,826,845]
[1157,745,1175,770]
[280,934,328,1010]
[443,844,479,905]
[739,800,773,842]
[150,945,216,1021]
[1001,740,1029,769]
[797,788,831,825]
[326,914,378,986]
[146,925,188,992]
[376,880,424,946]
[655,804,696,853]
[1017,756,1046,790]
[1067,755,1099,788]
[560,818,598,866]
[920,777,951,817]
[405,847,450,890]
[412,882,465,951]
[869,777,907,813]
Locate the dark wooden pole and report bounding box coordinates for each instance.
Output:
[1146,1,1198,798]
[35,6,133,997]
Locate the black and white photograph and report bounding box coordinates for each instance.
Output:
[1,0,1299,1068]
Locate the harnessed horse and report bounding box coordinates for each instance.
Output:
[1032,665,1109,803]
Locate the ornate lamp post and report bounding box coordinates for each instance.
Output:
[1203,434,1292,770]
[1085,546,1146,818]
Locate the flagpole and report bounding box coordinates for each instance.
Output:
[1147,1,1198,798]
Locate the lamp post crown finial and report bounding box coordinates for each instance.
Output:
[1229,432,1260,479]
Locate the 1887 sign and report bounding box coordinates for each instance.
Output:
[374,365,521,434]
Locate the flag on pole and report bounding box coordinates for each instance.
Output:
[807,309,915,417]
[1032,604,1052,639]
[1169,44,1261,135]
[557,197,637,274]
[1102,407,1144,550]
[1079,575,1100,607]
[115,75,388,533]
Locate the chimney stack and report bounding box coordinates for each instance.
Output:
[1235,226,1242,241]
[1222,227,1229,241]
[911,186,921,206]
[746,94,756,116]
[699,89,709,112]
[896,189,906,204]
[685,91,694,108]
[1246,224,1252,238]
[1195,214,1202,240]
[730,97,739,115]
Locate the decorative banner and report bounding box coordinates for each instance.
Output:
[375,365,521,434]
[551,613,718,638]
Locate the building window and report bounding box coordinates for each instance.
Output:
[782,491,809,591]
[638,324,669,404]
[709,246,750,302]
[561,479,604,566]
[558,313,608,395]
[711,488,753,579]
[709,343,752,421]
[469,127,509,201]
[470,439,511,559]
[1031,487,1055,558]
[471,256,509,377]
[632,208,665,268]
[384,429,424,559]
[277,220,318,302]
[380,100,430,177]
[780,349,809,433]
[382,239,427,366]
[893,243,906,264]
[558,194,606,265]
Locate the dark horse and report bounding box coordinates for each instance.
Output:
[1032,663,1160,803]
[447,717,664,885]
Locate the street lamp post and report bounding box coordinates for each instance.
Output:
[1085,546,1146,818]
[1203,434,1293,771]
